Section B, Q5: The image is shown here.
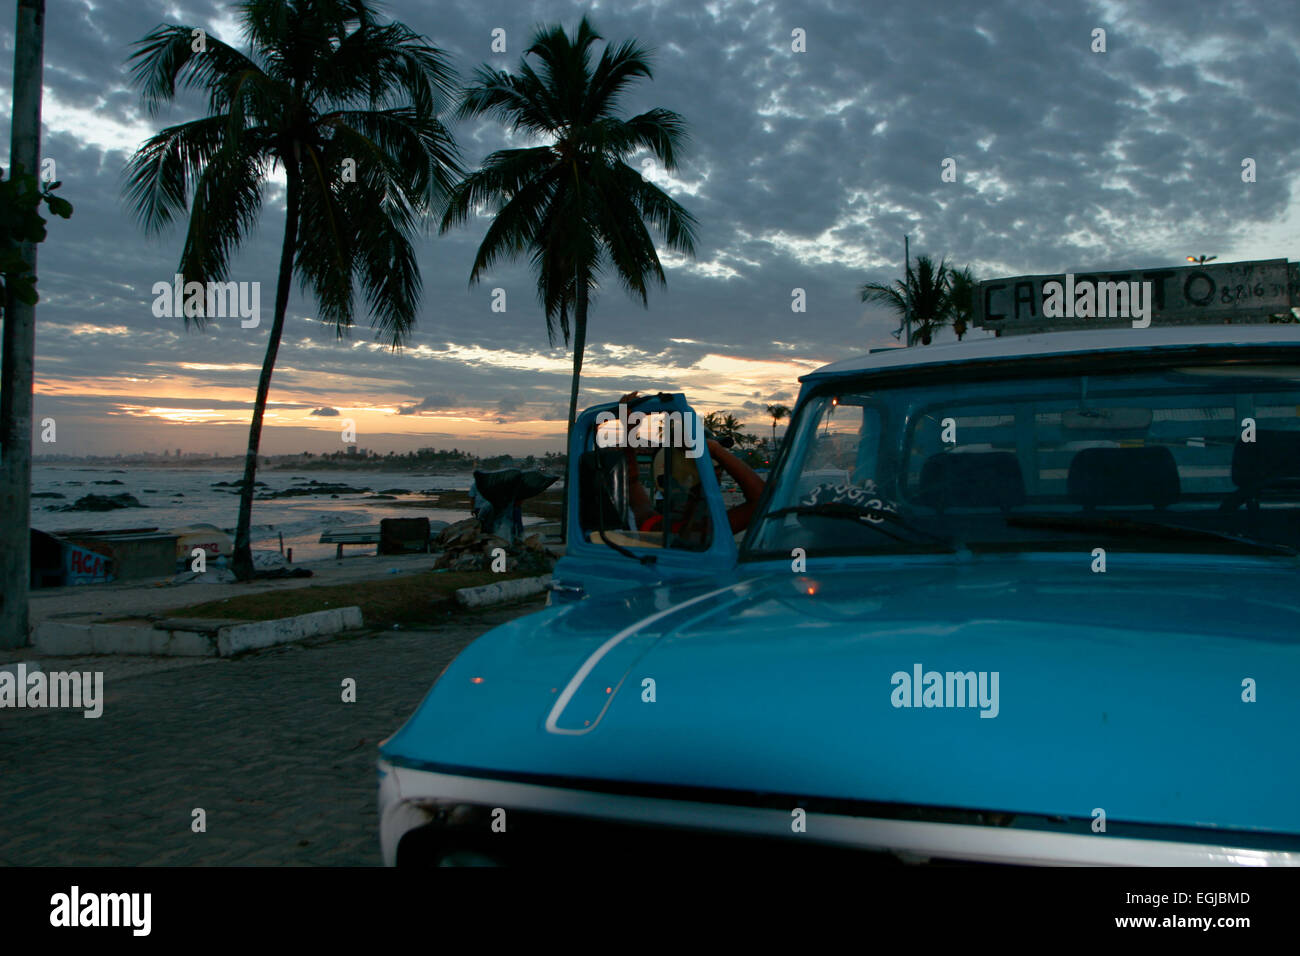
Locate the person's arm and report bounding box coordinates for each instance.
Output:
[707,439,765,533]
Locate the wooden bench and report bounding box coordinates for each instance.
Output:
[318,524,381,559]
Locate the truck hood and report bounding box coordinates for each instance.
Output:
[382,555,1300,837]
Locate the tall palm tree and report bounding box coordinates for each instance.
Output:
[947,265,977,341]
[123,0,461,580]
[440,16,698,445]
[860,254,951,346]
[766,403,790,450]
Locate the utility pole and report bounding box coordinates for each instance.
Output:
[1,0,46,648]
[903,234,912,347]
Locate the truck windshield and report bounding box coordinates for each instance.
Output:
[745,356,1300,558]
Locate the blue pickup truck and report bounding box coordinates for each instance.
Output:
[379,319,1300,866]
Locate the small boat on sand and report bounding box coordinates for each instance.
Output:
[171,523,233,562]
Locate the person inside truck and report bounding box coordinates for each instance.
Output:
[625,439,766,544]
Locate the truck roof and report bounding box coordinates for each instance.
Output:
[803,324,1300,383]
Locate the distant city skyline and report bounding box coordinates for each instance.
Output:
[31,442,542,460]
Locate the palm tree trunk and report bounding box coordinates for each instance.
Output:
[565,277,590,434]
[231,167,301,582]
[0,0,45,648]
[560,276,589,543]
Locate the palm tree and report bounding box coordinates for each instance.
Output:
[947,265,977,341]
[123,0,461,580]
[860,254,951,345]
[726,413,761,448]
[766,403,790,450]
[440,16,698,445]
[703,411,749,446]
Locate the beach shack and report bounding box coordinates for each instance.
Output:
[60,528,178,581]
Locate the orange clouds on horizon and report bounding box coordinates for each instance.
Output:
[34,341,829,452]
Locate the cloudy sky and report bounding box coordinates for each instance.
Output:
[3,0,1298,456]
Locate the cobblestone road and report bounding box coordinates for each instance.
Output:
[0,602,541,866]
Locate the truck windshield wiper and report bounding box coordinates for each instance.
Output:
[761,502,956,549]
[1005,513,1298,556]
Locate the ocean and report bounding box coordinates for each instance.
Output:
[31,465,478,562]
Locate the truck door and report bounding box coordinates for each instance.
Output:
[550,392,738,602]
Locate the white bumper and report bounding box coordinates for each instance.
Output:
[377,760,1300,867]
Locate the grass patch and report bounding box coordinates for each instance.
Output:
[157,569,540,630]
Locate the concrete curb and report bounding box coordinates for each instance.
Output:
[455,574,552,609]
[34,606,364,658]
[216,607,364,655]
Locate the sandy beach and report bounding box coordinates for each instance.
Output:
[18,485,563,639]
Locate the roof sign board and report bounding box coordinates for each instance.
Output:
[974,259,1298,335]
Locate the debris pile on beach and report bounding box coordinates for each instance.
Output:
[432,518,557,574]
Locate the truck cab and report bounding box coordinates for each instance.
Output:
[555,325,1300,598]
